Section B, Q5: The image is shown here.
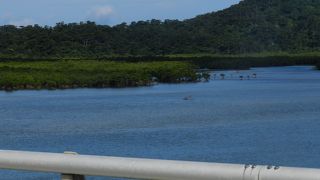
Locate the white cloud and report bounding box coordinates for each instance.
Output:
[90,6,114,19]
[87,5,115,24]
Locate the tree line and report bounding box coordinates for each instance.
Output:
[1,0,320,58]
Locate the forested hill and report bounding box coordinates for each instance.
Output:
[187,0,320,54]
[1,0,320,58]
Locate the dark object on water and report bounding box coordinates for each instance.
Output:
[183,96,193,100]
[252,73,257,78]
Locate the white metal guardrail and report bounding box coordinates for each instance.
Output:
[0,150,319,180]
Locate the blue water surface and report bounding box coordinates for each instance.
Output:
[0,66,320,179]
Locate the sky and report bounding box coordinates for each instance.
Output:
[0,0,241,26]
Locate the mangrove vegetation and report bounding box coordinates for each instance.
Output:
[0,61,206,91]
[103,53,320,70]
[1,53,320,70]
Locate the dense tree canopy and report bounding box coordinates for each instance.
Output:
[0,61,203,90]
[1,0,320,57]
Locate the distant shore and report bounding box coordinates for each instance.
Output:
[1,53,320,70]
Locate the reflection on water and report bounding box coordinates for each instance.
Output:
[0,66,320,179]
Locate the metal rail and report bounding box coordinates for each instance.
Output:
[0,150,319,180]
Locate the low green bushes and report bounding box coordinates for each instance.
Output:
[0,61,200,90]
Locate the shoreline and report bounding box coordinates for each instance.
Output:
[1,65,318,92]
[1,54,319,70]
[0,55,319,91]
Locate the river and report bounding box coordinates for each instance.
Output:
[0,66,320,179]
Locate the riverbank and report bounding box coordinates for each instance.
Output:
[0,61,206,91]
[1,54,319,91]
[1,53,320,70]
[106,53,320,70]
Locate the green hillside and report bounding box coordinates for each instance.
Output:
[187,0,320,53]
[0,0,320,57]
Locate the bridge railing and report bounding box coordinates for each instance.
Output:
[0,150,319,180]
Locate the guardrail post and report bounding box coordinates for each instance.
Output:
[61,152,85,180]
[61,174,85,180]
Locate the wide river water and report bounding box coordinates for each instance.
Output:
[0,66,320,179]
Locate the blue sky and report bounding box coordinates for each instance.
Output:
[0,0,241,26]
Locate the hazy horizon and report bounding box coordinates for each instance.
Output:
[0,0,241,26]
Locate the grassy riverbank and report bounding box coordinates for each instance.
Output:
[0,61,202,91]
